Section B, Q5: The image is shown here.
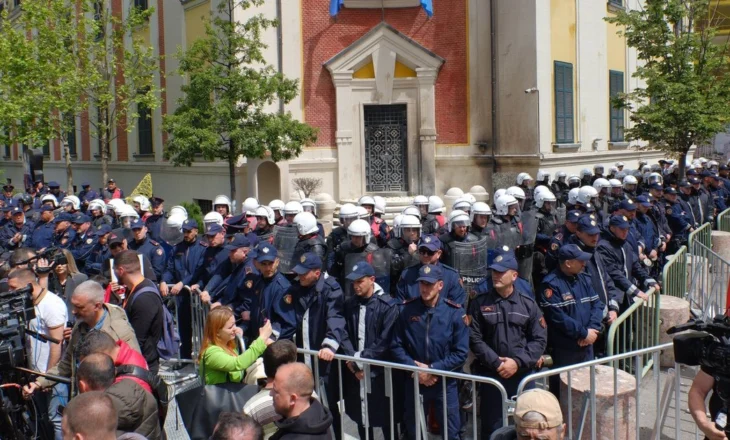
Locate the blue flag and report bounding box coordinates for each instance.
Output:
[330,0,343,16]
[421,0,433,17]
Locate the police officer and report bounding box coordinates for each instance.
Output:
[269,252,352,440]
[439,210,479,266]
[326,203,360,272]
[342,262,399,440]
[329,219,382,296]
[89,199,113,228]
[127,219,165,280]
[539,244,604,397]
[205,234,256,310]
[85,224,112,276]
[253,205,276,243]
[421,196,447,236]
[663,187,694,254]
[468,251,547,439]
[291,212,327,264]
[551,172,569,204]
[238,242,290,343]
[78,182,99,212]
[1,206,35,250]
[387,214,421,295]
[634,196,661,272]
[391,264,469,440]
[395,235,467,306]
[29,206,56,250]
[469,202,492,238]
[545,210,582,272]
[69,213,96,271]
[358,195,388,246]
[530,190,559,287]
[0,182,14,206]
[46,181,66,205]
[53,212,76,249]
[487,195,524,252]
[145,197,166,243]
[189,223,228,297]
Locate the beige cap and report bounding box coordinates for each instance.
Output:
[514,389,563,429]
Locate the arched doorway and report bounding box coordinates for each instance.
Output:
[257,161,281,204]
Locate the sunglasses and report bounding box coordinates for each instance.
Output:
[110,243,122,250]
[418,249,436,256]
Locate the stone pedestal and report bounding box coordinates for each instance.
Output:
[658,295,690,367]
[443,187,464,216]
[711,231,730,261]
[468,185,489,203]
[315,193,336,236]
[560,365,636,440]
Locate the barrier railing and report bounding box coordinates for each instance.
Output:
[688,221,712,255]
[688,240,730,319]
[296,348,509,440]
[516,343,698,440]
[606,287,659,377]
[189,286,210,362]
[662,245,687,299]
[718,207,730,233]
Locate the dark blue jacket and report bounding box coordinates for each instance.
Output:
[85,244,110,275]
[30,221,55,250]
[395,262,467,306]
[474,274,533,299]
[162,239,206,286]
[390,295,469,372]
[189,244,226,288]
[596,230,657,305]
[69,232,98,270]
[663,200,692,242]
[567,235,620,313]
[53,227,76,249]
[1,221,36,249]
[128,236,165,280]
[545,226,573,272]
[145,213,166,243]
[634,211,659,254]
[212,258,257,306]
[239,271,291,342]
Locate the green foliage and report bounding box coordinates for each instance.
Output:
[606,0,730,177]
[180,201,204,230]
[163,0,317,201]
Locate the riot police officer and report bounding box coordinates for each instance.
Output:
[395,235,467,306]
[53,212,76,249]
[326,203,359,272]
[47,181,66,205]
[487,195,523,251]
[545,210,582,272]
[300,198,326,238]
[387,214,421,295]
[530,189,559,287]
[342,262,399,440]
[291,212,327,265]
[29,206,56,250]
[468,251,547,439]
[439,210,479,266]
[391,264,469,440]
[358,195,388,246]
[69,213,97,271]
[422,196,447,235]
[128,219,165,280]
[663,187,694,254]
[330,219,384,297]
[89,199,113,228]
[469,202,491,238]
[85,224,112,276]
[551,172,568,204]
[253,205,276,244]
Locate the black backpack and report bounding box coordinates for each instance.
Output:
[115,364,170,428]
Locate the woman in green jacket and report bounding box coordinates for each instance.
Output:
[199,306,272,385]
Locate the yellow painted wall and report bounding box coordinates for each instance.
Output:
[606,13,626,72]
[394,60,416,78]
[353,61,375,79]
[551,0,577,143]
[185,1,210,49]
[352,60,416,79]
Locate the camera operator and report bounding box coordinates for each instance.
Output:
[9,268,67,439]
[689,369,728,440]
[23,280,140,398]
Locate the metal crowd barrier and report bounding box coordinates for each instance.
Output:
[717,207,730,233]
[296,348,509,440]
[515,343,699,440]
[688,240,730,319]
[662,245,687,299]
[189,286,210,362]
[606,287,660,377]
[688,221,712,256]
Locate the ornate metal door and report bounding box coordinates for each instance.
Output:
[364,104,408,192]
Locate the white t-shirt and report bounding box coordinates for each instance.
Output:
[27,291,67,373]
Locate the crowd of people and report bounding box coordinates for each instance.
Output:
[1,155,727,440]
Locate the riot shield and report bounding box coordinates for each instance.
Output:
[160,218,184,246]
[555,206,567,226]
[518,211,539,283]
[343,249,392,298]
[274,225,299,274]
[257,230,275,245]
[450,238,489,300]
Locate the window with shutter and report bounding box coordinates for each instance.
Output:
[554,61,574,144]
[66,115,77,157]
[137,101,153,155]
[609,70,624,142]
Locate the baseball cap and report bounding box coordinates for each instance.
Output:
[2,183,13,190]
[686,169,698,176]
[107,178,116,183]
[72,213,91,224]
[689,177,701,185]
[514,389,563,430]
[416,264,443,284]
[700,170,713,178]
[254,243,278,262]
[558,244,592,262]
[566,210,582,223]
[182,219,198,231]
[609,214,630,229]
[418,235,441,252]
[94,224,112,237]
[720,165,729,171]
[10,206,24,216]
[649,183,663,191]
[150,196,164,207]
[81,182,90,187]
[635,195,653,207]
[108,229,126,245]
[54,213,73,223]
[678,180,691,189]
[345,262,376,280]
[488,251,519,272]
[619,199,637,211]
[224,234,251,251]
[293,252,323,274]
[48,181,60,188]
[664,187,678,195]
[577,215,600,235]
[130,218,146,229]
[205,223,224,236]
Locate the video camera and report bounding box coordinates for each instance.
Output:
[0,284,35,368]
[670,316,730,436]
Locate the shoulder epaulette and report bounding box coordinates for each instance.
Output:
[377,295,396,306]
[402,297,418,305]
[149,239,159,246]
[445,299,462,308]
[440,263,457,273]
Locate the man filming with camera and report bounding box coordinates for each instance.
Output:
[689,369,728,440]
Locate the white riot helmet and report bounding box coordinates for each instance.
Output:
[615,171,627,180]
[452,197,472,213]
[623,175,638,188]
[556,171,567,181]
[356,206,370,219]
[648,172,663,186]
[592,178,611,193]
[567,188,580,205]
[401,205,421,219]
[40,194,58,208]
[506,186,526,201]
[593,164,605,174]
[300,198,317,215]
[609,166,618,176]
[641,165,651,173]
[392,214,403,238]
[61,195,81,211]
[118,204,139,228]
[269,199,285,216]
[615,161,624,168]
[169,205,188,219]
[203,211,224,231]
[161,215,185,246]
[428,196,445,213]
[534,190,557,209]
[243,197,259,216]
[533,186,551,198]
[132,195,150,212]
[413,195,429,207]
[609,179,622,188]
[213,195,232,214]
[347,218,371,244]
[373,196,386,215]
[567,175,581,186]
[493,188,507,201]
[463,193,477,204]
[283,201,303,216]
[339,203,359,222]
[88,200,106,214]
[470,202,492,223]
[358,195,376,208]
[536,170,550,183]
[254,205,275,225]
[577,186,598,205]
[293,212,319,236]
[494,195,518,216]
[580,168,592,180]
[107,199,126,216]
[399,215,422,243]
[447,210,470,233]
[516,173,533,186]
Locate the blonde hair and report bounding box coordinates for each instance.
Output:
[60,249,80,275]
[199,307,236,361]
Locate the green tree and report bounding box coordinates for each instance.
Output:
[0,0,160,190]
[163,0,317,202]
[606,0,730,178]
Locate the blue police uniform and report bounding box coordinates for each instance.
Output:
[544,210,582,272]
[468,253,546,438]
[292,235,327,266]
[70,231,98,271]
[1,217,35,250]
[128,235,166,280]
[85,242,110,275]
[145,213,166,243]
[189,242,227,289]
[634,208,659,256]
[391,264,469,440]
[342,266,399,438]
[53,225,76,249]
[325,226,349,271]
[30,220,56,250]
[239,269,291,343]
[663,197,692,252]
